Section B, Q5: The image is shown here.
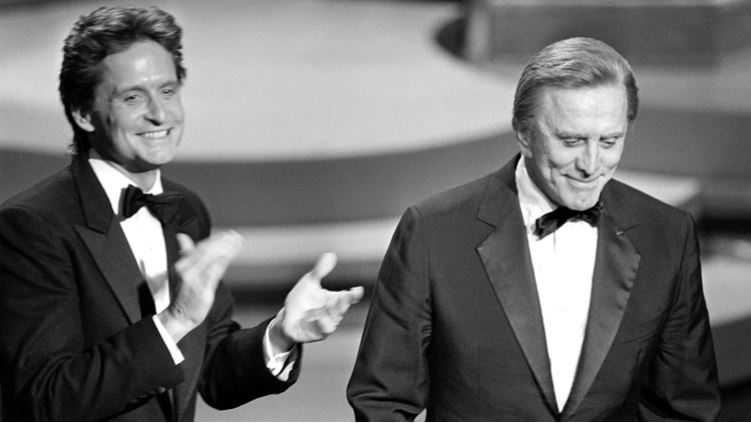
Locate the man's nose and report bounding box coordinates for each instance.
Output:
[577,142,599,176]
[144,97,166,124]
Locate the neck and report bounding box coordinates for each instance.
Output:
[89,149,158,190]
[520,156,559,209]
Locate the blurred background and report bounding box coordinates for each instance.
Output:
[1,0,751,420]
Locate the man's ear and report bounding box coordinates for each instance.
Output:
[71,108,95,133]
[515,128,534,158]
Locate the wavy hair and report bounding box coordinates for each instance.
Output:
[59,6,186,154]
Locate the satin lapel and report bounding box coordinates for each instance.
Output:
[75,220,145,324]
[475,159,558,414]
[71,155,144,323]
[561,204,640,419]
[164,214,203,420]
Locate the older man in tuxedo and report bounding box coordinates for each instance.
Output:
[347,37,720,420]
[0,6,362,421]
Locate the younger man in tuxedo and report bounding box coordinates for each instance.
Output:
[0,6,362,421]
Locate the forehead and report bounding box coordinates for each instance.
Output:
[536,84,628,128]
[97,40,177,91]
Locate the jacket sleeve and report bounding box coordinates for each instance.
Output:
[197,282,300,410]
[347,207,432,421]
[0,206,184,421]
[173,191,300,410]
[637,212,721,421]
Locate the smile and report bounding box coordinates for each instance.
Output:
[567,176,599,187]
[139,129,170,139]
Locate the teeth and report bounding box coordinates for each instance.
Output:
[142,130,168,139]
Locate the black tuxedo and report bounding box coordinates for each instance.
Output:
[347,156,719,421]
[0,155,298,421]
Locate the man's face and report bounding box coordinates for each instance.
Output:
[83,39,184,173]
[518,83,628,211]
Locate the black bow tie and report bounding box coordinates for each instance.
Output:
[534,202,603,239]
[121,185,183,225]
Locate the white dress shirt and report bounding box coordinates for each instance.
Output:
[515,158,597,412]
[89,156,293,378]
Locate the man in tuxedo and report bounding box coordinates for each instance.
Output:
[0,6,362,421]
[347,37,720,420]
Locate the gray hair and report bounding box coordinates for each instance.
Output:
[511,37,638,136]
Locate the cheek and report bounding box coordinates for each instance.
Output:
[168,100,185,122]
[545,150,577,175]
[601,148,624,170]
[109,110,140,134]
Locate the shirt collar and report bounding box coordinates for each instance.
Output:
[88,152,163,216]
[515,157,557,230]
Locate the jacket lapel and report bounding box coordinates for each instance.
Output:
[71,157,206,420]
[475,157,559,415]
[71,155,144,324]
[561,184,641,419]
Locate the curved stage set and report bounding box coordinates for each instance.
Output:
[1,0,751,420]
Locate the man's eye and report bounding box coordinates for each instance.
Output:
[123,93,142,104]
[601,137,619,147]
[162,86,179,98]
[562,138,581,146]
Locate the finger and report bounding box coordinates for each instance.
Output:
[175,234,199,274]
[202,261,228,288]
[346,286,365,304]
[177,233,195,254]
[308,252,337,281]
[324,286,364,313]
[179,231,242,278]
[311,314,340,337]
[209,230,243,262]
[327,292,354,316]
[195,231,243,267]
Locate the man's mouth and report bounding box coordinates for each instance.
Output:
[567,176,599,187]
[139,129,170,139]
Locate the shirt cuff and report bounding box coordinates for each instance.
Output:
[152,314,185,365]
[264,316,297,381]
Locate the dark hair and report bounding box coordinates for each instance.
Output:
[511,37,638,136]
[59,6,186,154]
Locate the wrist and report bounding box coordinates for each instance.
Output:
[268,309,296,353]
[157,306,198,343]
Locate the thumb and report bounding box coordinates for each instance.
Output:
[176,233,195,254]
[308,252,337,282]
[347,286,365,304]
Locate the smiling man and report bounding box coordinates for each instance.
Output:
[347,37,720,421]
[0,6,362,421]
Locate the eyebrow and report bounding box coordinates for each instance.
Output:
[555,131,585,139]
[602,131,625,138]
[113,79,180,96]
[555,130,625,139]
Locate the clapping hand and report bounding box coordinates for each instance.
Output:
[271,252,364,350]
[159,230,243,342]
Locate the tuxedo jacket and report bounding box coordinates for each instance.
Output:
[347,156,720,421]
[0,155,299,421]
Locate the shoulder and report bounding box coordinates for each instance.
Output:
[1,166,78,220]
[0,166,82,250]
[604,178,695,246]
[162,178,206,211]
[605,179,691,222]
[412,173,494,221]
[162,177,212,233]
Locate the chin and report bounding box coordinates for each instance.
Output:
[560,195,599,211]
[147,149,177,165]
